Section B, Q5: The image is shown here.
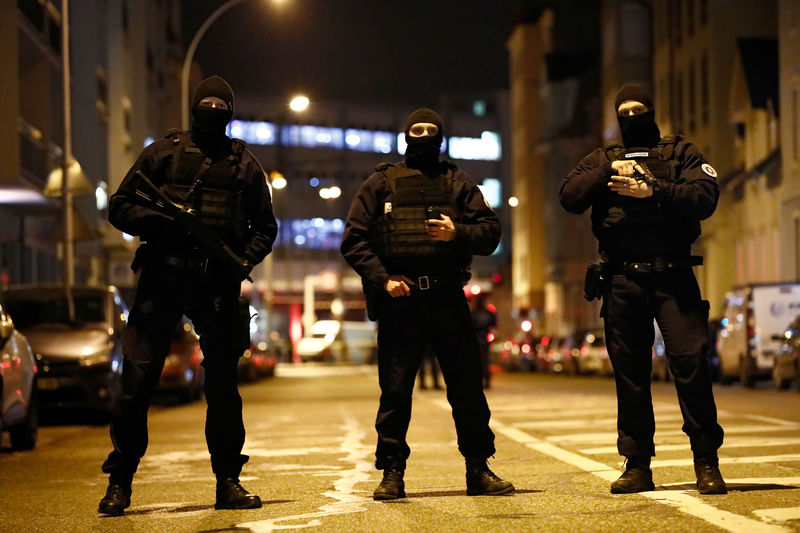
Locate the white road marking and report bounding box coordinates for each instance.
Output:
[275,364,377,378]
[580,437,800,455]
[546,425,800,444]
[515,413,686,430]
[753,507,800,524]
[236,415,374,532]
[428,399,796,533]
[650,454,800,469]
[741,414,800,428]
[663,477,800,486]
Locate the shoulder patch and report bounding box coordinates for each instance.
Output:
[701,163,718,177]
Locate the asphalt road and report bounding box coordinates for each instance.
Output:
[1,366,800,533]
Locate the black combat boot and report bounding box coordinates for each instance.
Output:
[610,457,655,494]
[98,483,132,516]
[373,465,406,500]
[215,478,262,509]
[694,456,727,495]
[465,458,514,496]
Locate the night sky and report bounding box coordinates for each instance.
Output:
[181,0,517,107]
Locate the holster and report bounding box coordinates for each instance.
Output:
[362,279,379,321]
[130,244,153,273]
[584,262,609,302]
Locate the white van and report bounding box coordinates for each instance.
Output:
[717,283,800,386]
[296,320,377,364]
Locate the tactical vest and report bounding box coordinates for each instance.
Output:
[161,130,248,244]
[594,135,701,257]
[368,163,460,261]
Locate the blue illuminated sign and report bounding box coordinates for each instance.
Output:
[226,119,500,161]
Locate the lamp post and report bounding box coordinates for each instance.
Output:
[264,95,308,358]
[181,0,290,130]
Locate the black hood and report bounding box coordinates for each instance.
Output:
[190,75,234,152]
[404,107,444,175]
[614,84,661,148]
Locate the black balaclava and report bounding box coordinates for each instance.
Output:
[614,84,661,149]
[190,75,234,152]
[404,107,444,174]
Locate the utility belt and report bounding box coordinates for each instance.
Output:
[611,255,703,274]
[583,255,703,301]
[163,254,210,273]
[132,243,225,276]
[406,273,463,292]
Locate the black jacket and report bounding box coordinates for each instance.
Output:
[559,136,719,259]
[341,162,501,287]
[108,135,278,266]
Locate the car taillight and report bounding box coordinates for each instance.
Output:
[487,332,495,343]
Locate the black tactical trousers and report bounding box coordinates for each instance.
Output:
[602,268,724,459]
[374,283,495,469]
[102,259,249,484]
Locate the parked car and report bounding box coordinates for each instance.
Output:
[157,318,204,402]
[544,336,580,375]
[576,329,613,376]
[238,343,277,382]
[2,285,128,414]
[497,334,539,372]
[296,320,377,364]
[717,283,800,386]
[772,315,800,390]
[0,304,38,450]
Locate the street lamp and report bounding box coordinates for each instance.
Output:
[289,95,310,113]
[181,0,287,130]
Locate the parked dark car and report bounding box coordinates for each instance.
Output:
[0,304,38,450]
[2,285,128,414]
[157,318,204,402]
[238,342,277,383]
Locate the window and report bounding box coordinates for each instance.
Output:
[794,87,800,161]
[675,71,684,132]
[701,51,709,126]
[688,61,696,132]
[620,2,650,58]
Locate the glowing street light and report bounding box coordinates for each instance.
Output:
[508,196,519,207]
[289,95,310,112]
[269,171,287,189]
[319,186,341,199]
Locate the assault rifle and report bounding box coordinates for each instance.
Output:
[133,170,253,282]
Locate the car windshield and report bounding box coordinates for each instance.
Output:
[3,293,106,329]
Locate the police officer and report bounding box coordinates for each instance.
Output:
[470,293,497,389]
[560,84,726,494]
[98,76,278,515]
[341,108,514,500]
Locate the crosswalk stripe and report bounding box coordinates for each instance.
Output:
[545,425,800,444]
[485,418,793,533]
[515,414,687,429]
[650,454,800,468]
[753,507,800,523]
[580,437,800,455]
